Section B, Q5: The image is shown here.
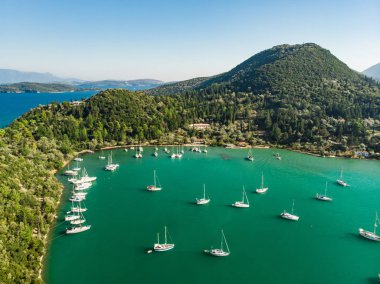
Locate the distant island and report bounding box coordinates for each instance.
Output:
[0,82,78,93]
[1,43,380,283]
[0,79,165,93]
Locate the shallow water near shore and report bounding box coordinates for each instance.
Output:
[44,148,380,284]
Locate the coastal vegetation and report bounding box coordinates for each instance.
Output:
[1,43,380,282]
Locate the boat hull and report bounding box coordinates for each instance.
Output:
[147,186,162,191]
[359,228,380,241]
[232,202,249,208]
[337,179,349,187]
[256,187,268,194]
[196,198,210,205]
[66,225,91,234]
[153,244,174,251]
[281,212,299,221]
[205,249,230,257]
[316,195,332,201]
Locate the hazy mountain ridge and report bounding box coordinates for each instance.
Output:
[362,63,380,82]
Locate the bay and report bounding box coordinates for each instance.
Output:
[45,148,380,284]
[0,91,97,127]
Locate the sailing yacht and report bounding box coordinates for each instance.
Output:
[202,145,208,153]
[359,212,380,241]
[134,148,143,159]
[246,148,254,161]
[176,146,183,158]
[64,166,78,176]
[164,147,170,153]
[316,182,332,201]
[147,170,162,191]
[105,152,119,171]
[275,153,282,160]
[337,168,349,187]
[72,161,81,172]
[71,201,87,213]
[153,226,174,251]
[98,150,106,160]
[65,212,80,221]
[66,222,91,234]
[153,151,158,157]
[74,182,92,191]
[74,157,83,162]
[69,195,85,202]
[204,230,230,257]
[280,200,299,221]
[232,187,250,208]
[256,173,269,194]
[196,184,210,205]
[70,210,86,225]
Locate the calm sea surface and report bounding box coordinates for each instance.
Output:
[0,91,97,127]
[45,148,380,284]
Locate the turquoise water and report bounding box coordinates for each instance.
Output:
[0,91,97,127]
[45,148,380,284]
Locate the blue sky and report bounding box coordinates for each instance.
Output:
[1,0,379,81]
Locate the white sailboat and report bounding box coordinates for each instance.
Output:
[69,195,85,202]
[66,221,91,234]
[72,160,81,172]
[74,182,92,191]
[147,170,162,191]
[74,156,83,162]
[280,200,299,221]
[256,173,269,194]
[70,210,86,225]
[232,187,250,208]
[98,150,106,160]
[274,153,282,160]
[64,167,78,177]
[176,146,183,158]
[153,226,174,251]
[134,148,143,159]
[65,212,80,222]
[337,168,349,187]
[64,165,78,176]
[359,212,380,241]
[196,184,210,205]
[204,230,230,257]
[105,152,119,171]
[246,147,254,161]
[316,182,332,201]
[202,145,208,153]
[71,201,88,213]
[153,151,158,157]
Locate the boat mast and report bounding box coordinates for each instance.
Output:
[291,200,295,215]
[157,232,160,244]
[203,184,206,199]
[154,170,156,187]
[325,181,328,196]
[222,230,230,253]
[374,212,378,235]
[164,226,167,244]
[261,173,264,188]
